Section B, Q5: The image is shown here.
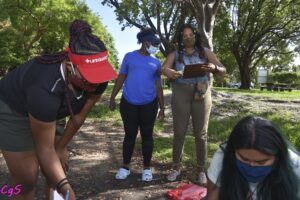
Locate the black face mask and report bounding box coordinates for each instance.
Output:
[65,61,98,93]
[68,75,98,93]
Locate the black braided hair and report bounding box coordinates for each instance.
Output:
[35,51,68,64]
[36,19,107,64]
[68,19,107,55]
[177,24,206,64]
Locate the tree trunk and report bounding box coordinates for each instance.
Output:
[190,0,221,51]
[238,57,252,89]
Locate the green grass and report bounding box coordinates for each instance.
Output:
[215,87,300,101]
[88,103,121,121]
[90,84,300,168]
[152,102,300,167]
[153,120,165,133]
[87,83,122,124]
[150,111,300,169]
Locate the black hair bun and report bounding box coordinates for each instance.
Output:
[68,19,107,55]
[69,19,92,37]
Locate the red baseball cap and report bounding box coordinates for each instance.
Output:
[66,47,117,84]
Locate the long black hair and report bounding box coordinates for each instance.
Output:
[219,116,299,200]
[36,19,107,64]
[177,24,206,63]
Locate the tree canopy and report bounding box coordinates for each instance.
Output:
[215,0,300,88]
[0,0,119,75]
[101,0,222,56]
[102,0,300,88]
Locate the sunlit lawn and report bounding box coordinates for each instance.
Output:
[89,84,300,168]
[153,87,300,167]
[215,87,300,101]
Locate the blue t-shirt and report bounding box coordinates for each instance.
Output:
[119,50,161,105]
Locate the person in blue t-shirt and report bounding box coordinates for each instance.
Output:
[109,28,165,182]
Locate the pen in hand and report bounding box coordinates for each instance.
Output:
[65,190,69,200]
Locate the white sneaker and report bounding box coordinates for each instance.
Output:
[198,171,207,185]
[115,168,130,180]
[167,169,181,181]
[142,169,153,182]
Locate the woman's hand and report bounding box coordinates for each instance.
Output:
[157,108,165,121]
[163,67,182,80]
[56,147,70,172]
[206,49,226,76]
[60,184,76,200]
[109,97,116,111]
[67,190,76,200]
[192,63,215,73]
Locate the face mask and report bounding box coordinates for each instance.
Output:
[183,37,196,48]
[146,45,159,54]
[66,62,98,93]
[68,75,98,93]
[236,159,273,183]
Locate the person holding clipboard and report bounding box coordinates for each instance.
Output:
[161,24,226,185]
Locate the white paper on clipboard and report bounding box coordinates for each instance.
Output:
[53,190,64,200]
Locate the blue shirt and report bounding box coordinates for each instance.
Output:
[175,48,209,84]
[120,50,161,105]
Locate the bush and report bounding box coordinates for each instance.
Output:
[213,74,230,87]
[268,72,300,85]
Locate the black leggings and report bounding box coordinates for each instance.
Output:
[120,97,158,167]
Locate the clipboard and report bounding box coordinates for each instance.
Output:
[50,189,69,200]
[182,63,208,79]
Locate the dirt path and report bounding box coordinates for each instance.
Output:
[0,118,183,200]
[0,90,299,199]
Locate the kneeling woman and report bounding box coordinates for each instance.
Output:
[207,116,300,200]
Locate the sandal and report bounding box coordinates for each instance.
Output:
[198,171,207,185]
[167,169,181,181]
[142,169,153,182]
[115,168,130,180]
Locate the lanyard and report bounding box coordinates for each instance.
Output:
[63,61,80,130]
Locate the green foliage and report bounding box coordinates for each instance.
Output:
[0,0,119,75]
[213,74,230,87]
[213,7,238,77]
[102,0,183,56]
[215,0,300,88]
[269,71,300,85]
[102,0,222,55]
